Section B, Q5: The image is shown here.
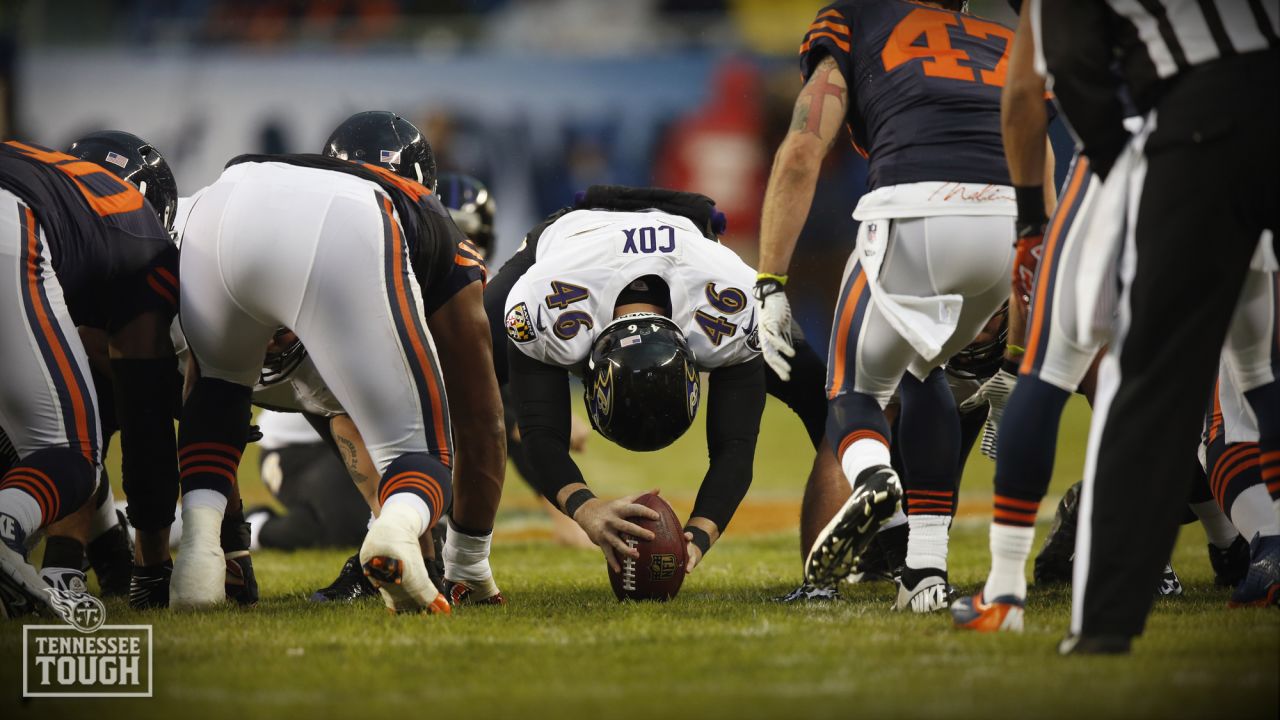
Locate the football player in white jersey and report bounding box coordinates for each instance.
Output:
[486,186,836,574]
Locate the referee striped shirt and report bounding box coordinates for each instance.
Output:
[1111,0,1278,78]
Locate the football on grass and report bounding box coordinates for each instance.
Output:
[607,493,687,601]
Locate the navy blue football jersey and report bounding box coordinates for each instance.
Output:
[0,141,178,331]
[799,0,1015,190]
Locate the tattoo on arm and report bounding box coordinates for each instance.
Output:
[336,435,369,486]
[790,57,847,140]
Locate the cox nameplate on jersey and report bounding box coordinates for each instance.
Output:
[21,587,153,697]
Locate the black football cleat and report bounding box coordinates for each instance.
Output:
[224,551,259,606]
[129,560,173,610]
[850,522,908,583]
[310,554,377,603]
[1155,564,1183,597]
[1209,535,1250,588]
[805,465,903,588]
[86,510,134,598]
[774,583,841,603]
[1033,481,1081,586]
[1229,534,1280,609]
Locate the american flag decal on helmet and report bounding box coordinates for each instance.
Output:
[380,149,402,165]
[104,151,129,168]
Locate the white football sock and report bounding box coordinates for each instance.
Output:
[183,488,228,515]
[1190,500,1239,548]
[443,518,493,584]
[0,488,42,540]
[905,514,949,572]
[984,523,1035,599]
[840,438,891,492]
[380,494,428,538]
[1230,485,1280,541]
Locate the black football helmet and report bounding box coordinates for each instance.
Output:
[67,130,178,233]
[323,111,437,191]
[583,313,700,452]
[436,173,496,258]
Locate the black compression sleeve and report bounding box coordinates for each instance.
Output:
[111,358,180,532]
[692,357,766,532]
[506,345,585,504]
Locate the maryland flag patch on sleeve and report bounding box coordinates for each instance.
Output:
[505,302,537,343]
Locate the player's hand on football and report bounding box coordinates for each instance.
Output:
[573,491,660,573]
[754,275,795,381]
[958,367,1018,460]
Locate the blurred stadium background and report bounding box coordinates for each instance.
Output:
[0,0,1071,359]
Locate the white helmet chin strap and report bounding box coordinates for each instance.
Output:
[138,180,148,197]
[413,162,423,185]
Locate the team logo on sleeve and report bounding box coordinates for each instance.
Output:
[505,302,537,343]
[685,360,700,421]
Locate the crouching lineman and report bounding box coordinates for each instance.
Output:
[487,186,830,572]
[172,132,483,614]
[0,133,180,616]
[759,0,1027,612]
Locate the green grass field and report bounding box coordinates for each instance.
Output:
[2,397,1278,719]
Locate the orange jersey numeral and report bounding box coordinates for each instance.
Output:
[4,141,145,218]
[880,8,1012,87]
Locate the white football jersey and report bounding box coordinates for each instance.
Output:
[504,209,760,371]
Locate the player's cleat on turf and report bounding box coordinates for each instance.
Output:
[848,522,907,583]
[40,566,89,594]
[360,504,451,615]
[170,505,228,609]
[1228,534,1280,609]
[1058,633,1131,655]
[805,465,903,588]
[445,577,507,606]
[129,561,172,610]
[951,591,1024,632]
[1156,564,1183,596]
[1208,535,1250,588]
[310,554,377,603]
[1033,480,1080,586]
[774,583,841,603]
[224,551,259,606]
[893,567,955,613]
[86,510,134,598]
[0,541,49,619]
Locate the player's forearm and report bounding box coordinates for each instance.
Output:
[507,347,584,507]
[694,360,766,534]
[1002,1,1048,188]
[430,282,507,531]
[758,138,825,276]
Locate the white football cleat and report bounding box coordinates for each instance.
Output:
[893,567,955,614]
[360,504,449,615]
[170,505,227,609]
